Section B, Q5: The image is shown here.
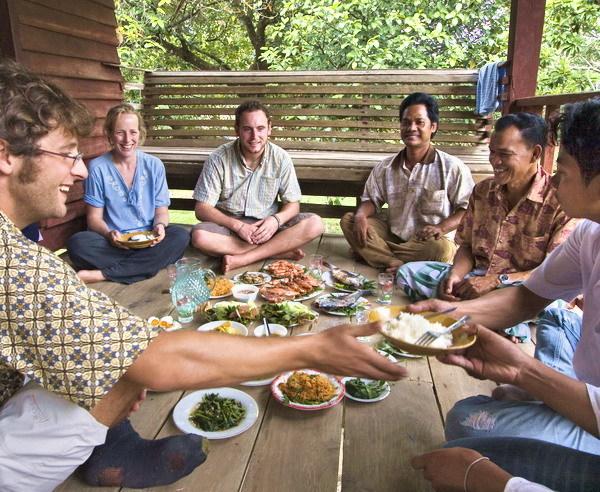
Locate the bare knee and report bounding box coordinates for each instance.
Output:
[191,228,219,255]
[304,214,325,238]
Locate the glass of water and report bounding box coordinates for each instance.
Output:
[309,254,324,279]
[376,272,394,304]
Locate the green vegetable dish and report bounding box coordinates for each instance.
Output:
[260,301,318,326]
[189,393,246,432]
[345,378,388,400]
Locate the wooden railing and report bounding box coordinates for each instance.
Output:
[510,90,600,172]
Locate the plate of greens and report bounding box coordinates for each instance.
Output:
[342,377,391,403]
[260,301,318,327]
[173,388,258,439]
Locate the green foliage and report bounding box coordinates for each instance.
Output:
[537,0,600,94]
[261,0,510,70]
[115,0,599,93]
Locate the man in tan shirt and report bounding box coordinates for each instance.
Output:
[340,92,474,270]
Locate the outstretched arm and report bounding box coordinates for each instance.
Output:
[440,324,598,437]
[91,322,408,427]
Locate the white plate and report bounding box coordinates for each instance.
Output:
[210,293,232,300]
[197,320,248,336]
[342,377,391,403]
[240,375,276,387]
[173,388,258,439]
[292,287,325,302]
[271,370,345,411]
[233,271,272,285]
[314,294,369,316]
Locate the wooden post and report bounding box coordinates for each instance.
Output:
[0,0,16,59]
[504,0,546,114]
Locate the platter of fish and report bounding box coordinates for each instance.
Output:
[313,291,370,316]
[322,263,375,293]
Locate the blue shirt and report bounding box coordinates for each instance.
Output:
[84,151,170,233]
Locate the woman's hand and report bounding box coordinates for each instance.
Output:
[412,448,510,492]
[151,223,166,246]
[108,230,128,249]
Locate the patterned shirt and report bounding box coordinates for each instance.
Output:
[361,146,474,241]
[456,166,578,274]
[85,151,170,233]
[193,140,302,219]
[0,212,160,410]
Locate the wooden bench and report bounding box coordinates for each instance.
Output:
[140,69,493,218]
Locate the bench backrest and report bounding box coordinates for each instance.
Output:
[142,69,490,158]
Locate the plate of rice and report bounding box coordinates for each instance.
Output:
[375,306,476,356]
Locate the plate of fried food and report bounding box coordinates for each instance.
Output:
[210,277,234,299]
[373,306,476,357]
[116,231,157,249]
[259,274,324,303]
[232,271,272,286]
[263,260,306,278]
[173,388,258,439]
[271,370,345,411]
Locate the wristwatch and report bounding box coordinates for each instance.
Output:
[497,273,511,285]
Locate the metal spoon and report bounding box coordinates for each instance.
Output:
[263,317,271,336]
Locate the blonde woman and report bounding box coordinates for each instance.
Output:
[67,104,189,284]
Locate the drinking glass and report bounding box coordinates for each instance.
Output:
[166,264,177,292]
[309,254,323,279]
[376,272,394,304]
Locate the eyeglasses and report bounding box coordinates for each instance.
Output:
[36,148,84,166]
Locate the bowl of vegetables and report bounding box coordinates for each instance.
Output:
[172,387,259,439]
[342,377,391,403]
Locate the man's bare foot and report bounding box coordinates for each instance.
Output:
[272,248,305,261]
[222,254,245,273]
[77,270,106,284]
[491,384,535,402]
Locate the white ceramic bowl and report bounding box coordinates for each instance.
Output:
[232,283,259,303]
[253,323,288,337]
[197,320,248,336]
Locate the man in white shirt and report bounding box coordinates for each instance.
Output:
[411,98,600,491]
[340,92,474,270]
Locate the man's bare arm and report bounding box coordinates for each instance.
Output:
[91,323,407,427]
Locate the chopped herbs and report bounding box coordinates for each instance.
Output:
[189,393,246,432]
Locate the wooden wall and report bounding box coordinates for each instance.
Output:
[0,0,123,250]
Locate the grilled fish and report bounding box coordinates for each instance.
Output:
[325,262,365,289]
[314,291,364,310]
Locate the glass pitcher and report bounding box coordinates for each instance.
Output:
[171,258,216,323]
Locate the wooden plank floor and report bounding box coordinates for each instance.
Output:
[56,233,529,492]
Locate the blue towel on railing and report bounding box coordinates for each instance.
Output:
[476,61,505,116]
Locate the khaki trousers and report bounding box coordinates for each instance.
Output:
[340,212,457,268]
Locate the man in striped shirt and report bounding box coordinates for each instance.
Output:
[191,100,323,272]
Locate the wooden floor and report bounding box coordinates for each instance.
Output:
[56,233,514,492]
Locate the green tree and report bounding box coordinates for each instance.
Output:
[115,0,599,94]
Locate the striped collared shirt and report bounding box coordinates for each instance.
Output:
[361,146,474,241]
[193,140,302,219]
